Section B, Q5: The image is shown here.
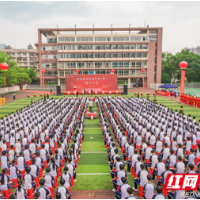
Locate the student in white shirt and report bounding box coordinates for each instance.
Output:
[14,179,27,199]
[36,179,51,199]
[56,179,70,199]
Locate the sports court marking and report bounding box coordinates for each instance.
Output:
[81,151,107,153]
[78,173,132,175]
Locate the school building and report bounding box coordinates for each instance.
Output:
[34,25,163,87]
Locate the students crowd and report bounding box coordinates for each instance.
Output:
[0,97,87,199]
[98,96,200,199]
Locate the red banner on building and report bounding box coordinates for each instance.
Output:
[65,74,118,91]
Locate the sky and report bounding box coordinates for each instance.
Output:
[0,1,199,54]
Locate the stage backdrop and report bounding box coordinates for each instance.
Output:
[65,74,118,91]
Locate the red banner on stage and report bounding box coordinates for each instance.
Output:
[65,74,118,91]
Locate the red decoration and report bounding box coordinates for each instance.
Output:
[41,70,45,73]
[27,95,30,98]
[75,70,79,74]
[111,69,115,74]
[141,93,143,96]
[153,93,156,96]
[147,92,150,95]
[141,69,145,73]
[34,94,36,97]
[134,92,138,95]
[40,94,43,97]
[0,63,9,71]
[179,61,188,69]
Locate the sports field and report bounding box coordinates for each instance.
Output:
[0,92,200,197]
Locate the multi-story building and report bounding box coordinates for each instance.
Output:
[183,46,200,55]
[1,44,37,69]
[35,26,162,87]
[0,44,6,49]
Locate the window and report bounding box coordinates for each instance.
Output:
[70,62,76,68]
[112,53,117,58]
[82,53,88,58]
[64,54,69,58]
[130,69,135,76]
[95,53,99,58]
[130,53,135,58]
[137,44,142,49]
[23,53,27,56]
[59,54,63,58]
[100,70,105,74]
[130,44,136,49]
[112,62,117,68]
[118,44,123,49]
[118,62,123,68]
[82,45,88,50]
[65,71,70,75]
[77,37,93,41]
[124,53,129,58]
[112,45,118,49]
[88,62,93,68]
[100,53,105,58]
[131,36,147,41]
[136,69,141,75]
[113,36,129,41]
[95,62,100,68]
[106,62,111,68]
[124,45,129,49]
[64,45,75,50]
[58,45,63,50]
[83,70,88,74]
[118,70,123,76]
[142,53,147,58]
[88,53,93,58]
[124,62,129,68]
[59,71,64,77]
[76,45,82,50]
[100,45,105,50]
[70,53,75,58]
[136,52,141,58]
[88,45,93,50]
[77,62,82,68]
[142,61,147,68]
[142,44,148,49]
[95,37,111,41]
[118,53,123,58]
[94,45,100,50]
[76,53,81,58]
[106,45,111,49]
[136,61,141,68]
[106,53,111,58]
[52,63,57,68]
[124,70,129,76]
[59,37,75,42]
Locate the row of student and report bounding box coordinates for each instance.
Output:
[98,96,200,199]
[0,97,87,199]
[0,97,85,150]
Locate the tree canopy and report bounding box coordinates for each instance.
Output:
[162,50,200,83]
[0,51,37,87]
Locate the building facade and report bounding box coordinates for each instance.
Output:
[0,44,6,49]
[183,46,200,55]
[35,26,162,87]
[1,44,37,69]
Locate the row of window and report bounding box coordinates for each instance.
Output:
[58,44,148,50]
[58,52,147,59]
[58,61,147,69]
[58,36,149,42]
[58,69,147,76]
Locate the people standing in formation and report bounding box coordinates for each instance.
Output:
[97,96,200,199]
[180,94,200,108]
[0,96,87,199]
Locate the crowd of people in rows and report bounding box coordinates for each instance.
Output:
[0,97,87,199]
[98,96,200,199]
[180,94,200,108]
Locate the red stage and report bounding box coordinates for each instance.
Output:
[63,74,120,95]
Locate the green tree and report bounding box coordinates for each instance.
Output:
[161,73,171,83]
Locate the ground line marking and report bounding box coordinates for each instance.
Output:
[77,173,132,175]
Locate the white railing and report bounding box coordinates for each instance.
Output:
[150,82,200,89]
[24,85,66,90]
[0,86,20,94]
